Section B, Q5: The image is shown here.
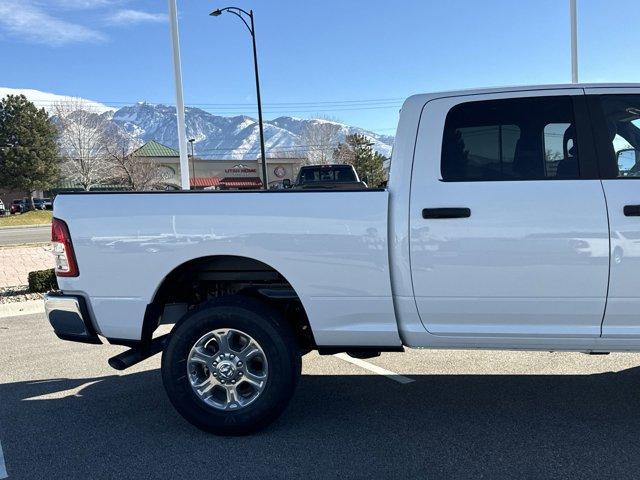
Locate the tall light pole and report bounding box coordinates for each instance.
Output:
[570,0,578,83]
[168,0,190,190]
[210,7,268,190]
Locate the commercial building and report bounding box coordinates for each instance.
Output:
[0,141,305,204]
[134,140,305,190]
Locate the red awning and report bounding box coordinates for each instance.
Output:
[190,176,222,188]
[219,177,263,189]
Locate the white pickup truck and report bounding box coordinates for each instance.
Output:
[46,84,640,435]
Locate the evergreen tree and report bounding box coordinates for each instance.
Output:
[333,133,386,187]
[0,95,59,209]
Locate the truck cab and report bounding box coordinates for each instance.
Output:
[390,84,640,349]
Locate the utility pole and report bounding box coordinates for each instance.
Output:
[168,0,190,190]
[570,0,578,83]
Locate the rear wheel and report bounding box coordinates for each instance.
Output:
[161,296,301,435]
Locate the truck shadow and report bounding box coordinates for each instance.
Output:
[3,367,640,479]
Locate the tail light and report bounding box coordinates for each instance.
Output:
[52,218,79,277]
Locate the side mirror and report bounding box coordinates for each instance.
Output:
[617,149,638,176]
[282,179,292,189]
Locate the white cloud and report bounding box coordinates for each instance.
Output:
[106,9,167,26]
[0,1,106,46]
[43,0,120,8]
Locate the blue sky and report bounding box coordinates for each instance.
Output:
[0,0,639,133]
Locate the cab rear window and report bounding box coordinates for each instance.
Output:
[299,166,356,183]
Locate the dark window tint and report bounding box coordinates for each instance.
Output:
[441,96,580,181]
[593,95,640,178]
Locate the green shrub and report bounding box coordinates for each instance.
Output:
[28,268,58,293]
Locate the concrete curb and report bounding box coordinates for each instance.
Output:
[0,299,45,318]
[0,224,50,230]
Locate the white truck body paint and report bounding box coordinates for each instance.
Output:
[410,88,609,337]
[55,191,400,346]
[585,86,640,338]
[52,83,640,352]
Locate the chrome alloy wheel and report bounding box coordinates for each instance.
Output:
[187,328,269,411]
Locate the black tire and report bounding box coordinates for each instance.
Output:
[161,295,301,435]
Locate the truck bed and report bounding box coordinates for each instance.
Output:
[53,190,401,347]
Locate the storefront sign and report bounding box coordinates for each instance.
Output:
[224,164,257,176]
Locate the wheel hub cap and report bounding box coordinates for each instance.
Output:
[186,328,268,411]
[216,360,236,379]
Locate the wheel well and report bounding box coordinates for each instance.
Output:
[151,255,315,349]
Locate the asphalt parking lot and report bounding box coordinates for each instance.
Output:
[3,313,640,479]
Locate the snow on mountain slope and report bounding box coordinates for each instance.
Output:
[112,104,303,160]
[111,103,394,160]
[0,87,114,114]
[268,116,394,157]
[1,87,394,160]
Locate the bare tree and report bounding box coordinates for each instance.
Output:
[54,99,113,191]
[298,117,342,165]
[106,134,169,191]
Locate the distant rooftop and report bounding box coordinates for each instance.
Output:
[133,140,179,157]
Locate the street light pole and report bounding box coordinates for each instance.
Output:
[570,0,578,83]
[210,7,268,190]
[249,12,268,190]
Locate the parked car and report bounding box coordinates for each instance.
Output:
[0,200,5,216]
[44,83,640,435]
[31,198,48,210]
[10,199,25,214]
[291,164,368,190]
[42,198,53,210]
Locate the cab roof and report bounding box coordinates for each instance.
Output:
[403,83,640,109]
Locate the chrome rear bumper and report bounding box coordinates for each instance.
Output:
[44,293,101,344]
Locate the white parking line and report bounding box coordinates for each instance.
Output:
[334,353,414,384]
[0,440,7,479]
[24,380,102,401]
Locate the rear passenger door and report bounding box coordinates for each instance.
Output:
[585,88,640,337]
[409,90,611,338]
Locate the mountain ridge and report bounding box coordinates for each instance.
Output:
[1,87,394,160]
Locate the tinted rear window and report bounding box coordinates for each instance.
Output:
[299,166,356,183]
[441,96,579,181]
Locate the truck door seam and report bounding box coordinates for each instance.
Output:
[598,179,612,337]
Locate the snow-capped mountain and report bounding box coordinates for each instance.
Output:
[111,103,309,160]
[267,116,394,158]
[111,103,394,160]
[112,104,395,160]
[0,87,114,114]
[2,87,394,160]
